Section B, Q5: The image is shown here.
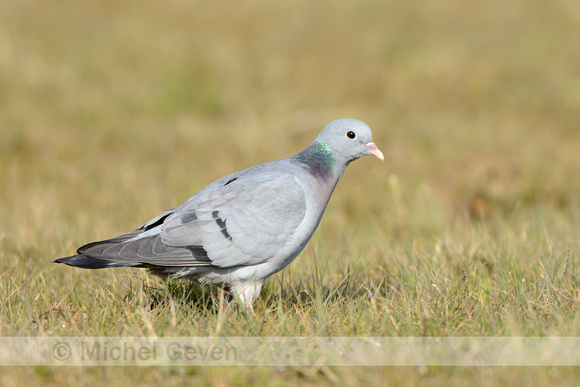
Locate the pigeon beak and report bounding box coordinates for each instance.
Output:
[365,142,384,161]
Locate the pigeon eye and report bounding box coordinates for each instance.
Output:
[346,131,356,139]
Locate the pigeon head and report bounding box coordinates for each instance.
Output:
[317,119,383,163]
[295,118,383,180]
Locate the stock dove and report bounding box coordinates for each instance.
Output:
[55,119,383,306]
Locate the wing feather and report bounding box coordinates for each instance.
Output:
[74,168,307,269]
[161,172,307,267]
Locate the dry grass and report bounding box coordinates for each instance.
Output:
[1,0,580,385]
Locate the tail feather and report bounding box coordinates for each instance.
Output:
[54,254,144,269]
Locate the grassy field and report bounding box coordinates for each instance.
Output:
[1,0,580,384]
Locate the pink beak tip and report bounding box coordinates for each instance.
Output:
[366,142,384,161]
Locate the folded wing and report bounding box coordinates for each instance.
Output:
[67,172,307,269]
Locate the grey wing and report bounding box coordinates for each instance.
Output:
[76,173,307,268]
[161,173,308,267]
[76,209,214,267]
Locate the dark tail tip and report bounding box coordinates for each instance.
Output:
[54,255,142,269]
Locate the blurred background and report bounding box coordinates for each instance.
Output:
[1,0,580,259]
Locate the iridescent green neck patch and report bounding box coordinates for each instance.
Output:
[294,141,335,179]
